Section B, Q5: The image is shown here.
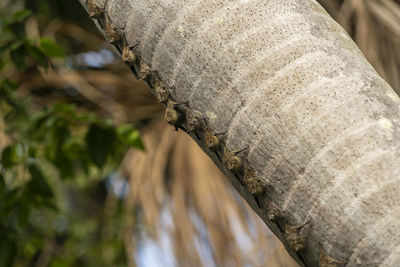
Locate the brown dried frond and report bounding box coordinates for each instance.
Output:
[122,119,298,267]
[18,67,162,123]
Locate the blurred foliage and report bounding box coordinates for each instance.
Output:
[0,7,143,267]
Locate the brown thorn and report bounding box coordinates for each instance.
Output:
[234,173,245,186]
[254,196,261,209]
[233,145,249,155]
[193,131,201,140]
[213,151,222,162]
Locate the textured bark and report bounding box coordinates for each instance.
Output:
[79,0,400,266]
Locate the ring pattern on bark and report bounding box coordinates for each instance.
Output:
[78,3,369,266]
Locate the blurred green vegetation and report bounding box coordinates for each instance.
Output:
[0,2,143,266]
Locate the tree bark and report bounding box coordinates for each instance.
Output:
[79,0,400,266]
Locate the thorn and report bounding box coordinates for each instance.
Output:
[213,151,222,162]
[194,131,201,140]
[233,145,249,155]
[254,196,261,208]
[234,173,245,186]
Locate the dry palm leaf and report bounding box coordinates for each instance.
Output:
[121,120,297,267]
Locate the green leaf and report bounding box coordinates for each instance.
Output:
[53,103,76,114]
[10,44,27,71]
[17,204,30,228]
[8,22,26,39]
[0,174,5,189]
[29,113,50,141]
[27,45,48,69]
[117,125,144,150]
[39,38,65,58]
[27,163,53,198]
[0,174,6,200]
[0,59,7,71]
[86,123,117,168]
[2,10,30,40]
[76,112,96,123]
[0,189,19,220]
[50,259,70,267]
[1,79,17,91]
[10,10,31,23]
[45,120,69,162]
[63,142,83,160]
[0,40,14,54]
[44,121,74,179]
[22,243,37,260]
[1,144,20,169]
[9,39,25,51]
[0,239,16,267]
[42,197,58,211]
[0,79,18,97]
[55,155,74,180]
[28,145,38,158]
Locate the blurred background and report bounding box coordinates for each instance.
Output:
[0,0,399,266]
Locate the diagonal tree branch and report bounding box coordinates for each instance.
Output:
[79,0,400,266]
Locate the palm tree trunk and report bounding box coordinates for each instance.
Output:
[79,0,400,266]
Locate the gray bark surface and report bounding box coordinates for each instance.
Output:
[80,0,400,266]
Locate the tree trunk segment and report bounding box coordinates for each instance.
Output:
[80,0,400,266]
